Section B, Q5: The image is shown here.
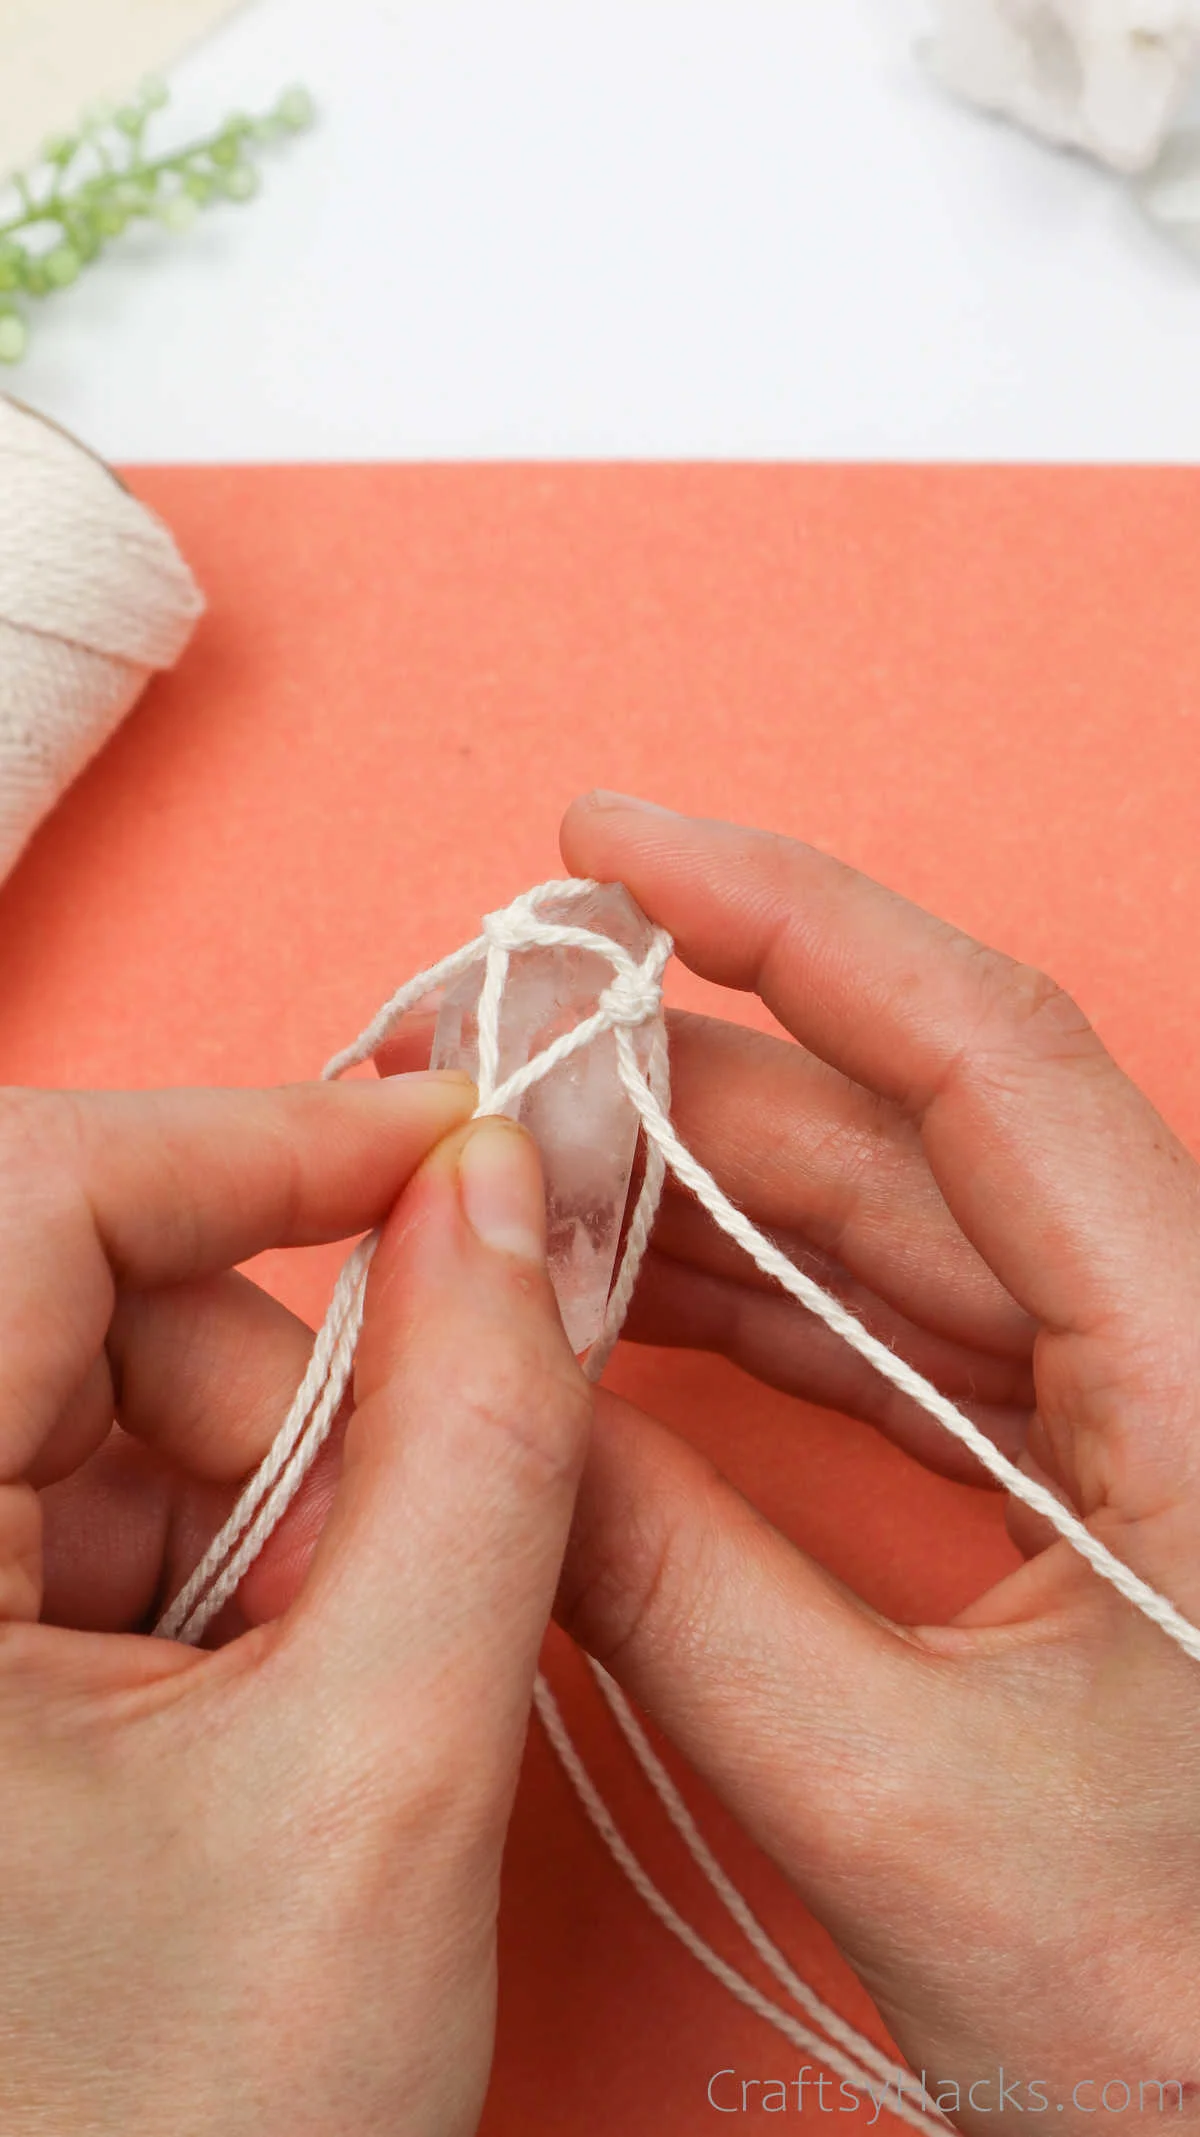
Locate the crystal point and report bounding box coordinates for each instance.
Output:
[431,883,662,1352]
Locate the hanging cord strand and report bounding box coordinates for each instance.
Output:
[531,1675,947,2130]
[585,1658,921,2095]
[156,1233,376,1642]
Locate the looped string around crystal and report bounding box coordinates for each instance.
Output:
[149,874,1200,2129]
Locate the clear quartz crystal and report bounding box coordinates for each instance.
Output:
[430,883,660,1353]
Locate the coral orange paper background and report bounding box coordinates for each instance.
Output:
[1,467,1198,2131]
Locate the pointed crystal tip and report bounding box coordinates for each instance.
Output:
[431,882,662,1351]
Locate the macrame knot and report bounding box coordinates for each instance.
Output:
[478,889,671,1041]
[598,946,669,1032]
[480,899,539,956]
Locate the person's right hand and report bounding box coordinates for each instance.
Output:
[554,792,1200,2128]
[10,1078,591,2136]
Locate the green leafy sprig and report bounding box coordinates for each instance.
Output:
[0,78,315,363]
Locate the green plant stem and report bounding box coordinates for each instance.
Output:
[0,128,248,242]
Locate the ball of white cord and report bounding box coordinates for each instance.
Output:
[0,394,203,883]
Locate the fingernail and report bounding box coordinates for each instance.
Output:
[457,1118,546,1261]
[585,790,678,817]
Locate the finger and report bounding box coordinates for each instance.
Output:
[40,1431,345,1639]
[655,1010,1032,1359]
[562,795,1200,1514]
[113,1269,348,1634]
[644,1182,1032,1373]
[274,1119,593,1774]
[39,1276,342,1632]
[556,1386,938,1894]
[30,1266,317,1493]
[110,1271,318,1482]
[628,1248,1033,1479]
[0,1074,474,1479]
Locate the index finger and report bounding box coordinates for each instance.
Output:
[0,1075,474,1480]
[561,794,1200,1507]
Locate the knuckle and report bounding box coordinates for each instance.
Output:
[954,943,1101,1078]
[978,948,1089,1046]
[450,1329,593,1498]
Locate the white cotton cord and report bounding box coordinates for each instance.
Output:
[152,874,1200,2099]
[156,1234,375,1642]
[476,934,509,1103]
[320,936,487,1083]
[0,395,203,885]
[531,1674,946,2132]
[318,877,637,1089]
[583,1016,671,1384]
[585,1660,924,2099]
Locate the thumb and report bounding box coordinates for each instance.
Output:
[556,1391,947,1899]
[275,1117,592,1758]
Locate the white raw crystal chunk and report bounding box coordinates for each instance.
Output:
[925,0,1200,171]
[430,883,660,1354]
[1134,120,1200,224]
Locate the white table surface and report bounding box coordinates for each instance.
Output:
[11,0,1200,463]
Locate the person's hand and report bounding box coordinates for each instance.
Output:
[4,1075,591,2136]
[554,793,1200,2127]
